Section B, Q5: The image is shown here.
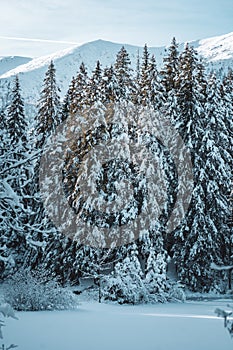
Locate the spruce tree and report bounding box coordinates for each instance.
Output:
[61,77,76,121]
[6,76,27,151]
[86,60,102,107]
[145,246,167,300]
[103,243,148,304]
[0,76,33,277]
[114,47,133,101]
[36,60,61,148]
[29,61,62,274]
[100,66,119,105]
[173,71,232,292]
[204,73,232,282]
[131,49,141,105]
[147,55,165,110]
[70,62,88,113]
[161,37,179,95]
[140,44,151,106]
[175,44,199,146]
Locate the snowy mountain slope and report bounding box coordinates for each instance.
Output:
[0,32,232,104]
[0,56,32,76]
[197,32,233,61]
[0,40,165,103]
[0,40,166,79]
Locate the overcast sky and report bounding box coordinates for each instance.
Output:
[0,0,232,57]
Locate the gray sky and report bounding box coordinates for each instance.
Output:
[0,0,232,57]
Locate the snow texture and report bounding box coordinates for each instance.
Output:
[3,300,233,350]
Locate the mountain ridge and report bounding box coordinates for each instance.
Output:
[0,32,232,105]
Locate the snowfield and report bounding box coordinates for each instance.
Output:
[197,32,233,61]
[4,300,233,350]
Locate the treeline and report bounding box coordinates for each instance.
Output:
[0,38,232,303]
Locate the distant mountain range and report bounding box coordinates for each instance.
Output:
[0,56,32,76]
[0,32,232,106]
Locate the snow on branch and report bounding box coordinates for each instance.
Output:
[0,150,41,176]
[210,262,233,271]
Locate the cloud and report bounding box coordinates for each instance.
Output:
[0,36,80,45]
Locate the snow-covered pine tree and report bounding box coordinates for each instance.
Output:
[61,77,76,122]
[62,61,105,217]
[139,44,165,109]
[139,44,165,110]
[0,111,7,159]
[61,63,90,206]
[174,44,200,146]
[59,62,108,284]
[147,55,165,110]
[221,70,233,281]
[86,60,102,107]
[130,49,141,106]
[173,70,232,292]
[100,66,119,105]
[0,110,9,275]
[36,60,61,148]
[114,47,133,101]
[170,52,204,290]
[139,44,150,106]
[169,50,205,290]
[160,38,181,159]
[70,62,88,113]
[203,73,232,288]
[145,245,167,301]
[0,94,13,276]
[221,68,233,160]
[161,37,179,96]
[5,76,27,151]
[161,38,180,126]
[28,61,63,274]
[0,76,34,277]
[103,243,148,304]
[166,47,205,262]
[41,235,83,285]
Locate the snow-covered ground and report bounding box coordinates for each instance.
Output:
[3,300,233,350]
